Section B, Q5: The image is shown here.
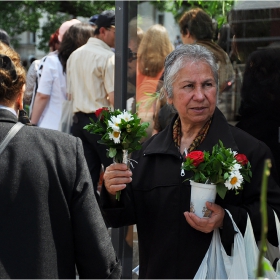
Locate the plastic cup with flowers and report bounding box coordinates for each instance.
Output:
[84,107,149,200]
[182,140,252,218]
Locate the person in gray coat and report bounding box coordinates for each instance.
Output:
[0,42,121,278]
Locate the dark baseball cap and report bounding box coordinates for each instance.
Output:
[95,10,115,28]
[89,14,99,26]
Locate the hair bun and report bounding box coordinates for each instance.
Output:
[0,54,18,82]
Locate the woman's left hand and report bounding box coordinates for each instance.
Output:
[184,202,225,233]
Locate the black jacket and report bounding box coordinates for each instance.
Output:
[0,109,121,279]
[101,107,280,279]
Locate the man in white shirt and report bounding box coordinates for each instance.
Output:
[67,10,115,200]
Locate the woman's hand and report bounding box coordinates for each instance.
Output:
[103,163,132,196]
[184,202,225,233]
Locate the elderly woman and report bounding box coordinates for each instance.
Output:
[0,42,121,278]
[101,44,280,278]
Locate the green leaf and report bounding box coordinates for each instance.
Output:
[263,260,274,272]
[109,148,117,158]
[216,184,227,199]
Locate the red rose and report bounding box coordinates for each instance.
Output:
[186,151,204,167]
[235,154,248,165]
[95,107,108,119]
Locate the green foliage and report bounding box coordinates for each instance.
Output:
[84,108,149,159]
[150,0,235,29]
[0,1,114,52]
[84,107,148,201]
[0,1,42,47]
[182,140,252,199]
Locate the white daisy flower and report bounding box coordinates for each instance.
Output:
[230,163,242,172]
[108,130,121,144]
[120,110,133,122]
[108,115,121,131]
[225,171,243,190]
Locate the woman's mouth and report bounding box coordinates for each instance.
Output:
[191,107,206,112]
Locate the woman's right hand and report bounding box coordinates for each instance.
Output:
[103,163,132,196]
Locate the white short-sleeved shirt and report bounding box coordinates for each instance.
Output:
[67,38,115,113]
[37,53,66,130]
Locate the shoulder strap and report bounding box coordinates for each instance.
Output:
[0,122,24,155]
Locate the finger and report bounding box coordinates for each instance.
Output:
[106,163,129,172]
[205,202,225,228]
[206,202,225,215]
[104,168,132,195]
[112,162,130,170]
[105,177,131,195]
[184,212,206,229]
[184,212,214,233]
[104,169,132,181]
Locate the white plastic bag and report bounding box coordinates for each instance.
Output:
[59,94,73,134]
[194,209,248,279]
[245,210,280,279]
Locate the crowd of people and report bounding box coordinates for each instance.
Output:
[0,4,280,279]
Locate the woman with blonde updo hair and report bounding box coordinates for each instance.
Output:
[136,24,174,140]
[0,42,121,279]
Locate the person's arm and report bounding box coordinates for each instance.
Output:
[30,92,50,125]
[100,162,138,228]
[24,61,37,105]
[71,138,122,279]
[107,91,114,107]
[104,55,115,107]
[30,56,54,125]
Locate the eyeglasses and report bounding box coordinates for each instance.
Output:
[128,48,137,62]
[106,26,115,34]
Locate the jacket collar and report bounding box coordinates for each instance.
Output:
[143,107,239,157]
[0,109,18,124]
[88,37,113,52]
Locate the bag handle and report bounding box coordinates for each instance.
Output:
[0,122,24,155]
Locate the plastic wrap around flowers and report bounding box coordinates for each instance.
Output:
[84,107,149,200]
[182,140,252,199]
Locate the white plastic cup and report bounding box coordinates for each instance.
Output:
[190,180,217,218]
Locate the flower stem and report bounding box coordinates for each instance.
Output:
[256,159,271,278]
[114,149,129,201]
[116,190,121,201]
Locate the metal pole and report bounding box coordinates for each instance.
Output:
[114,1,128,110]
[112,2,133,279]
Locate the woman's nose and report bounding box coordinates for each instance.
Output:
[193,86,205,100]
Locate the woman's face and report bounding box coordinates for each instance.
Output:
[168,60,217,127]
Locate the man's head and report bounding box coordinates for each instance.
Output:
[89,14,99,28]
[94,10,115,48]
[179,8,214,44]
[58,19,81,43]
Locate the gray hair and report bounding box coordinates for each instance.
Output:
[163,44,219,99]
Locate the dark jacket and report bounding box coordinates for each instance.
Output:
[236,112,280,178]
[0,109,121,279]
[101,108,280,279]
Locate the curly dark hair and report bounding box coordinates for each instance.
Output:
[58,23,94,73]
[178,8,214,40]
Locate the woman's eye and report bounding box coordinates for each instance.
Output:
[204,82,213,88]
